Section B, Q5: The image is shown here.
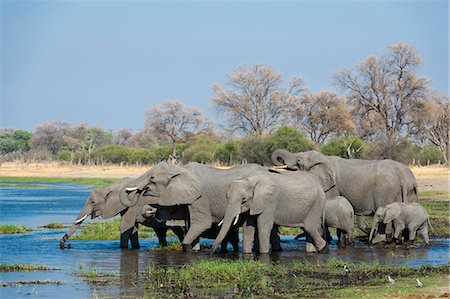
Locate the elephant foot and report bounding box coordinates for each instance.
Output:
[318,244,329,254]
[370,234,386,244]
[305,242,318,253]
[192,243,201,252]
[182,244,192,252]
[386,233,393,243]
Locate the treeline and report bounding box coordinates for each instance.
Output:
[0,126,444,166]
[1,43,448,166]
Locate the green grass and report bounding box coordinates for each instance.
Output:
[151,242,182,251]
[71,218,156,240]
[144,258,449,298]
[0,183,50,188]
[0,264,59,272]
[41,222,67,229]
[1,280,63,287]
[418,190,449,201]
[0,224,32,234]
[0,176,119,187]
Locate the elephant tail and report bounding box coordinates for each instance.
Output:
[427,217,434,236]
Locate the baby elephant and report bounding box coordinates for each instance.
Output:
[369,202,433,245]
[295,196,354,246]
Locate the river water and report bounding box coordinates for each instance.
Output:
[0,183,448,298]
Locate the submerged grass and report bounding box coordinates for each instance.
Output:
[144,258,449,298]
[0,176,119,187]
[151,242,182,251]
[0,224,32,234]
[0,264,59,272]
[41,222,67,229]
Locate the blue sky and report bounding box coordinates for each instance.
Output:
[1,1,448,132]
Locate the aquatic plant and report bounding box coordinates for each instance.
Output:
[0,224,32,234]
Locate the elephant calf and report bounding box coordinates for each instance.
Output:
[295,196,354,246]
[369,202,433,245]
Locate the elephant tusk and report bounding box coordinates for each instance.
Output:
[233,214,239,226]
[74,214,88,225]
[218,219,224,226]
[126,187,139,192]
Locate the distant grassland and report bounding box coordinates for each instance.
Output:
[0,176,118,187]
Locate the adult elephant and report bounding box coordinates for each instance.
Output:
[271,149,418,243]
[210,171,327,254]
[60,178,185,249]
[120,162,282,252]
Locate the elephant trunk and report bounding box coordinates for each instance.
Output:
[60,197,93,249]
[119,185,142,207]
[271,149,298,170]
[368,222,378,244]
[210,204,241,255]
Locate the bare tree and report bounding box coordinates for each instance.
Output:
[292,91,355,144]
[335,44,429,140]
[114,128,133,145]
[408,94,449,163]
[32,121,73,154]
[145,100,211,158]
[212,64,306,136]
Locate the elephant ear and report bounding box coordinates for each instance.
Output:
[158,169,202,206]
[307,152,336,192]
[384,203,401,224]
[249,174,278,216]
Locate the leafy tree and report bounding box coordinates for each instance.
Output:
[212,64,306,136]
[215,140,241,165]
[0,129,32,154]
[238,135,271,165]
[320,136,366,159]
[182,136,218,164]
[267,126,315,153]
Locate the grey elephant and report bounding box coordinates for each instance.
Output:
[210,171,328,254]
[295,196,354,245]
[120,162,282,252]
[369,202,433,245]
[60,178,185,249]
[271,149,418,243]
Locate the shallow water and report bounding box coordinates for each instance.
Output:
[0,183,448,298]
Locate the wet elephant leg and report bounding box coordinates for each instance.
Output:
[243,219,256,254]
[130,229,139,249]
[371,222,387,244]
[154,228,168,246]
[171,227,186,243]
[120,227,133,248]
[270,225,282,252]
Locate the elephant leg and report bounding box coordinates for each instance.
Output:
[270,225,283,252]
[120,227,133,248]
[357,216,370,234]
[336,228,343,245]
[303,225,327,252]
[256,212,274,254]
[171,226,186,243]
[304,233,317,253]
[371,222,387,244]
[130,227,139,249]
[242,220,255,254]
[408,226,417,243]
[385,222,393,243]
[418,225,429,245]
[154,228,168,247]
[230,228,240,252]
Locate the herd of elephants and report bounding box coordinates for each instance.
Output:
[60,149,432,254]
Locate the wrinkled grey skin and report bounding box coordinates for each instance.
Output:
[369,202,433,245]
[296,196,354,245]
[60,178,184,249]
[271,150,418,242]
[120,162,282,252]
[211,171,327,254]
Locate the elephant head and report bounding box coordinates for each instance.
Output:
[60,177,133,249]
[120,162,202,208]
[210,174,278,254]
[271,150,336,192]
[369,203,401,243]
